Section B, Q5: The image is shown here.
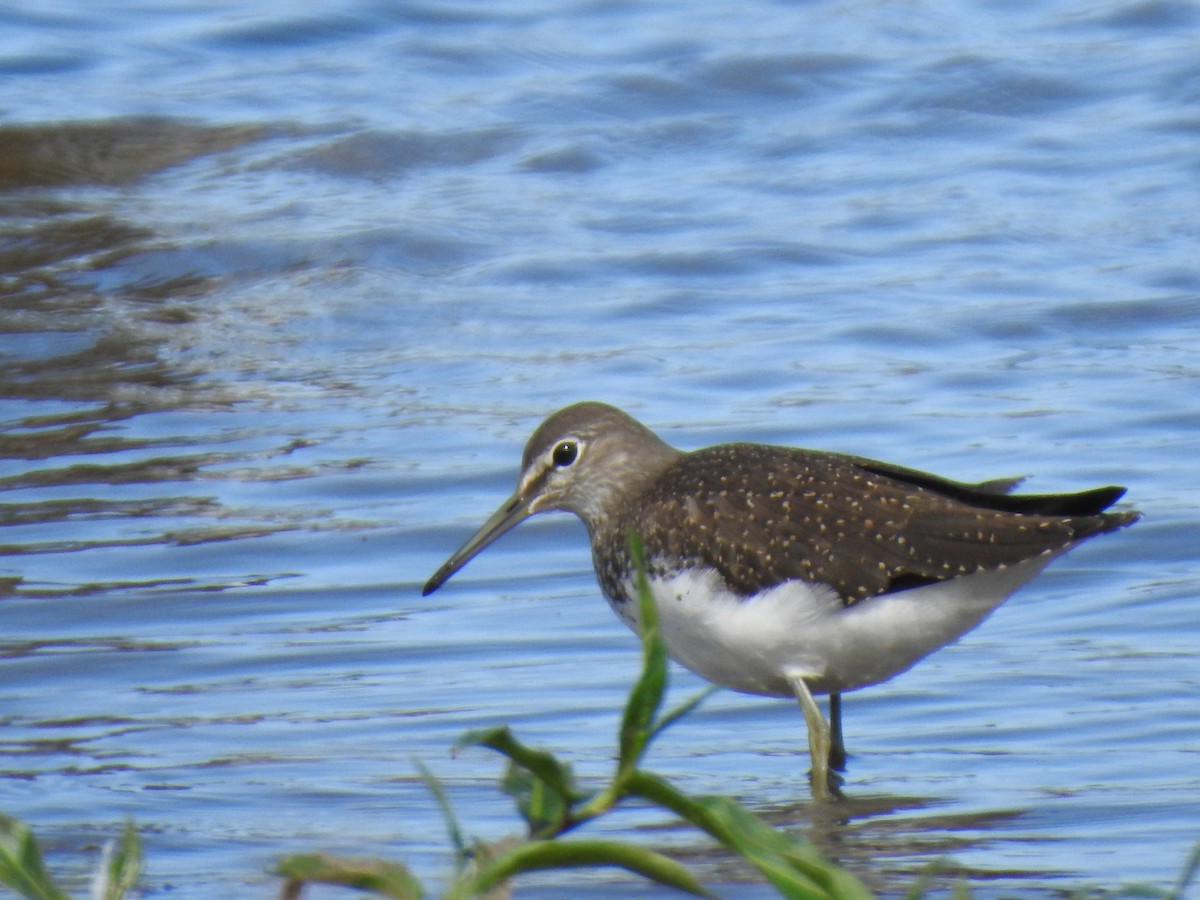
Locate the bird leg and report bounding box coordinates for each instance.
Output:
[787,673,836,800]
[828,692,847,771]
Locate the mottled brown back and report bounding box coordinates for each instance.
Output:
[594,443,1138,605]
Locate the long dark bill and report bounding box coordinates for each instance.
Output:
[422,493,533,595]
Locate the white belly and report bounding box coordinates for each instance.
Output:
[609,555,1057,696]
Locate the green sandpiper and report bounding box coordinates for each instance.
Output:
[423,402,1139,797]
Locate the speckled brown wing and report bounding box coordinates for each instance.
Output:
[620,444,1135,604]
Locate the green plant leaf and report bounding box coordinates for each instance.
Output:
[455,726,583,803]
[415,761,469,863]
[626,771,872,900]
[617,533,667,774]
[650,684,722,743]
[696,794,872,900]
[274,852,423,900]
[0,815,70,900]
[97,820,142,900]
[902,859,962,900]
[1169,840,1200,900]
[454,725,589,838]
[501,760,572,837]
[463,838,713,899]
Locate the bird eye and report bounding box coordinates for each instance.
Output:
[552,440,579,468]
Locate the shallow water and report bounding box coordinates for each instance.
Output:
[1,1,1198,897]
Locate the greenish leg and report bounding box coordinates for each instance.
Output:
[787,674,833,800]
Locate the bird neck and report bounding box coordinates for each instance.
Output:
[574,438,680,537]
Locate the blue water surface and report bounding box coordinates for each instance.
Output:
[1,1,1197,897]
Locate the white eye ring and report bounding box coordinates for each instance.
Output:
[552,440,579,468]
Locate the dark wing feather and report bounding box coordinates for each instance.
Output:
[619,444,1137,604]
[855,458,1128,516]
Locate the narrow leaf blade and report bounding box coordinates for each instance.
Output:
[415,761,468,862]
[274,852,423,900]
[467,839,713,899]
[0,815,70,900]
[627,772,872,900]
[98,821,142,900]
[650,685,721,742]
[617,533,668,772]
